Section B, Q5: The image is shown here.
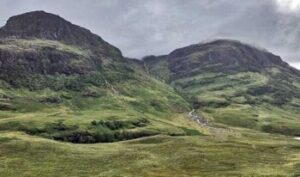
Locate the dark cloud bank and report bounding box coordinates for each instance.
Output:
[0,0,300,68]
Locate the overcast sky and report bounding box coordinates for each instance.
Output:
[0,0,300,69]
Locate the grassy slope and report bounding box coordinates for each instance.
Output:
[171,69,300,135]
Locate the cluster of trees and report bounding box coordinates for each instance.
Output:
[91,118,149,130]
[53,130,157,143]
[18,119,154,143]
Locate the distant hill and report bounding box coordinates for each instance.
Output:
[143,39,300,135]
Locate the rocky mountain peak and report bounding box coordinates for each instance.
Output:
[0,11,122,58]
[0,11,125,86]
[166,39,299,74]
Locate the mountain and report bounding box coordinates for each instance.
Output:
[144,40,300,79]
[0,11,190,143]
[0,11,125,86]
[0,11,122,56]
[144,39,300,135]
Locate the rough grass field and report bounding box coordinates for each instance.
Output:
[0,128,300,177]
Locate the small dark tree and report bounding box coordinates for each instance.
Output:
[91,120,97,126]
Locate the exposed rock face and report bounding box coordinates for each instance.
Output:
[169,40,293,72]
[0,11,122,58]
[0,11,124,85]
[0,43,95,76]
[144,39,300,79]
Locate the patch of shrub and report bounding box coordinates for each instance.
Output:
[150,100,164,111]
[131,118,149,127]
[0,102,15,110]
[244,95,256,105]
[90,118,149,130]
[2,119,154,144]
[272,90,292,106]
[261,124,300,136]
[54,131,97,143]
[44,121,79,132]
[40,96,62,104]
[82,90,101,98]
[195,100,230,108]
[247,86,274,96]
[181,127,203,136]
[53,130,157,143]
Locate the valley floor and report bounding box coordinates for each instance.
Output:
[0,118,300,177]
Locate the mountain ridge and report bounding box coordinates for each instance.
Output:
[143,39,300,79]
[0,11,128,87]
[0,11,122,58]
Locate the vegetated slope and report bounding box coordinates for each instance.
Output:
[143,39,300,135]
[0,11,191,143]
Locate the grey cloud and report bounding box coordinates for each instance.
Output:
[0,0,299,68]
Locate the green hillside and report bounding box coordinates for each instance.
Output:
[144,40,300,136]
[0,12,190,144]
